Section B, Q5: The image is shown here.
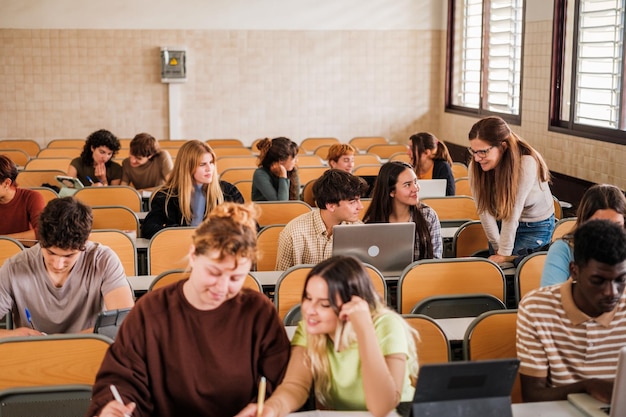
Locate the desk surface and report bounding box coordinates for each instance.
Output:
[285,401,584,416]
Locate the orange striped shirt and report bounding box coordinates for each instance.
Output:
[516,279,626,387]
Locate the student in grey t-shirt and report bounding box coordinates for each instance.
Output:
[0,197,135,337]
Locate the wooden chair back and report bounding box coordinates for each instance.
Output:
[24,158,71,173]
[0,140,41,157]
[402,314,451,364]
[0,237,25,267]
[46,139,84,149]
[451,162,469,179]
[147,227,195,275]
[0,334,111,389]
[1,149,30,166]
[349,136,387,152]
[363,263,387,302]
[207,139,245,148]
[358,198,372,220]
[16,170,66,188]
[300,137,339,152]
[216,156,257,173]
[296,155,325,167]
[454,176,472,196]
[255,200,312,227]
[388,152,411,163]
[220,168,256,184]
[352,164,381,176]
[74,186,143,212]
[301,180,316,207]
[89,229,137,276]
[233,180,253,203]
[36,148,81,159]
[296,166,328,185]
[366,144,406,159]
[515,251,548,303]
[353,153,382,166]
[256,224,285,271]
[158,140,188,149]
[213,147,253,157]
[274,265,312,320]
[420,196,479,221]
[91,206,140,235]
[149,269,190,291]
[398,258,506,314]
[452,220,488,257]
[552,217,576,242]
[29,187,60,205]
[313,144,332,159]
[552,195,563,220]
[463,310,521,403]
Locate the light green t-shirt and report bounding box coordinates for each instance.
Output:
[291,312,416,410]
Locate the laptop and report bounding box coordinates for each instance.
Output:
[410,358,520,417]
[568,346,626,417]
[332,222,415,276]
[417,179,447,198]
[93,308,131,340]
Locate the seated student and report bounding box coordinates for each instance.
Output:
[87,203,290,417]
[252,137,300,201]
[406,132,455,196]
[236,255,418,417]
[326,144,356,173]
[67,129,123,187]
[120,133,174,191]
[0,155,45,244]
[517,219,626,403]
[141,140,243,239]
[275,169,369,271]
[363,161,443,260]
[540,184,626,287]
[0,197,135,337]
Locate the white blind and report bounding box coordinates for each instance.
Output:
[575,0,624,128]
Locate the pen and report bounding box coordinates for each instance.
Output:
[110,385,131,417]
[24,307,36,330]
[86,176,95,185]
[257,376,266,417]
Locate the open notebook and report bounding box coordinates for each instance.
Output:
[568,346,626,417]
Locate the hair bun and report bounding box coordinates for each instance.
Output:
[209,202,259,230]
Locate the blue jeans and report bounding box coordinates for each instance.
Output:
[489,214,555,256]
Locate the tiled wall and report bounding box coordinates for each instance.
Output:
[1,23,624,189]
[0,28,438,146]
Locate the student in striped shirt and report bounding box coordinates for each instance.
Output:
[517,219,626,403]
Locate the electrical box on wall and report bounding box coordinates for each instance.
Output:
[161,47,187,83]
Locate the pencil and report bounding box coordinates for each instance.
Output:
[257,376,266,417]
[110,385,131,417]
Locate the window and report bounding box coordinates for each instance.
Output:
[551,0,626,144]
[447,0,525,121]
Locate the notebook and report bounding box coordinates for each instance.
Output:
[332,222,415,276]
[568,346,626,417]
[417,179,448,198]
[55,175,84,197]
[410,358,520,417]
[93,308,131,340]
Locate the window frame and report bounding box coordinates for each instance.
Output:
[445,0,526,125]
[549,0,626,145]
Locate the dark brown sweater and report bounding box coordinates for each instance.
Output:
[87,281,290,417]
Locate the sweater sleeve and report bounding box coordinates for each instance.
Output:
[141,191,170,239]
[264,346,313,417]
[433,160,456,196]
[252,168,290,201]
[25,188,45,234]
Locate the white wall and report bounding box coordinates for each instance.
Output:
[1,0,444,30]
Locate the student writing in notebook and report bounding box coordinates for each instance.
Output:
[517,220,626,402]
[275,169,369,271]
[0,197,134,337]
[363,161,442,260]
[67,129,123,187]
[235,255,418,417]
[88,203,290,417]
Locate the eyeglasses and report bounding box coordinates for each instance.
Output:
[467,145,495,158]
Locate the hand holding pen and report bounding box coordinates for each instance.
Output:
[96,385,135,417]
[14,308,44,336]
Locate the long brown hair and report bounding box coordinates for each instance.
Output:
[255,137,299,199]
[468,116,550,220]
[408,132,453,174]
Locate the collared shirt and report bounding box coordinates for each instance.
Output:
[276,209,345,271]
[517,279,626,386]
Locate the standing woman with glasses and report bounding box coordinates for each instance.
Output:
[468,116,555,264]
